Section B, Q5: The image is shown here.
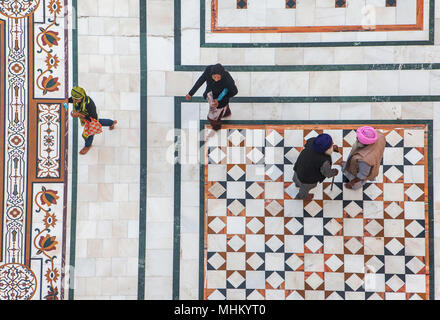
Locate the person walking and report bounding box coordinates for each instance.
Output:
[341,126,386,190]
[67,86,117,155]
[293,133,339,200]
[186,63,238,130]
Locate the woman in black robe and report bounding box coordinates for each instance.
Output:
[186,63,238,130]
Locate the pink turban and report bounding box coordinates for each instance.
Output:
[356,126,378,145]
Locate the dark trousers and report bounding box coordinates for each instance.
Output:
[84,118,114,147]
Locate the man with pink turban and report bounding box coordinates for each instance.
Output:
[341,126,386,190]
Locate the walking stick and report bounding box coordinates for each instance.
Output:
[330,145,339,191]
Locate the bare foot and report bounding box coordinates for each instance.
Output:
[110,120,117,130]
[79,146,92,155]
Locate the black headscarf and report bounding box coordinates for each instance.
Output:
[210,63,225,76]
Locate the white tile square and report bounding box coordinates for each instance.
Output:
[323,200,343,218]
[226,252,246,270]
[304,254,324,272]
[246,271,266,289]
[384,256,406,274]
[404,130,425,147]
[405,275,427,293]
[245,129,265,147]
[226,217,246,234]
[343,218,364,237]
[285,271,305,290]
[404,165,425,183]
[344,255,364,273]
[284,200,304,217]
[383,183,404,201]
[383,148,404,165]
[324,272,345,291]
[404,201,425,219]
[264,182,284,199]
[208,164,226,181]
[384,219,405,238]
[206,270,226,288]
[245,199,265,217]
[324,236,344,254]
[245,234,265,252]
[304,217,323,235]
[285,235,304,253]
[363,201,384,219]
[207,234,226,252]
[208,199,226,216]
[404,238,425,256]
[284,130,304,147]
[364,237,384,255]
[265,253,285,271]
[265,217,285,235]
[226,181,246,199]
[246,165,265,181]
[265,147,284,164]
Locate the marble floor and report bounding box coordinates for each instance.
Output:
[1,0,440,300]
[203,124,431,300]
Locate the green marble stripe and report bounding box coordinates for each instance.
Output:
[68,0,79,301]
[138,0,147,301]
[176,63,440,72]
[173,97,182,300]
[174,0,182,67]
[180,95,440,104]
[200,40,433,48]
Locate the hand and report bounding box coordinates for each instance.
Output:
[331,168,339,176]
[70,111,84,118]
[333,145,339,152]
[212,99,219,108]
[339,161,346,168]
[185,94,192,101]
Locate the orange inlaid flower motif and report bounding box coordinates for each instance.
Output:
[48,0,62,15]
[39,187,59,207]
[45,54,60,69]
[41,76,61,95]
[37,235,58,253]
[43,212,58,229]
[44,268,60,283]
[40,28,60,47]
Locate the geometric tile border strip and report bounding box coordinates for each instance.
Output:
[0,1,68,300]
[212,0,424,33]
[174,0,435,72]
[200,122,433,300]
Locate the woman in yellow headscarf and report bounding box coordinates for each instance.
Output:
[67,86,118,155]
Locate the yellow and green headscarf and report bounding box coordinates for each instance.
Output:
[71,86,90,115]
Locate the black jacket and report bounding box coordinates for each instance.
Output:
[188,64,238,108]
[68,96,98,121]
[294,138,332,184]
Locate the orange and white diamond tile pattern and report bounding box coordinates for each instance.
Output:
[202,124,431,300]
